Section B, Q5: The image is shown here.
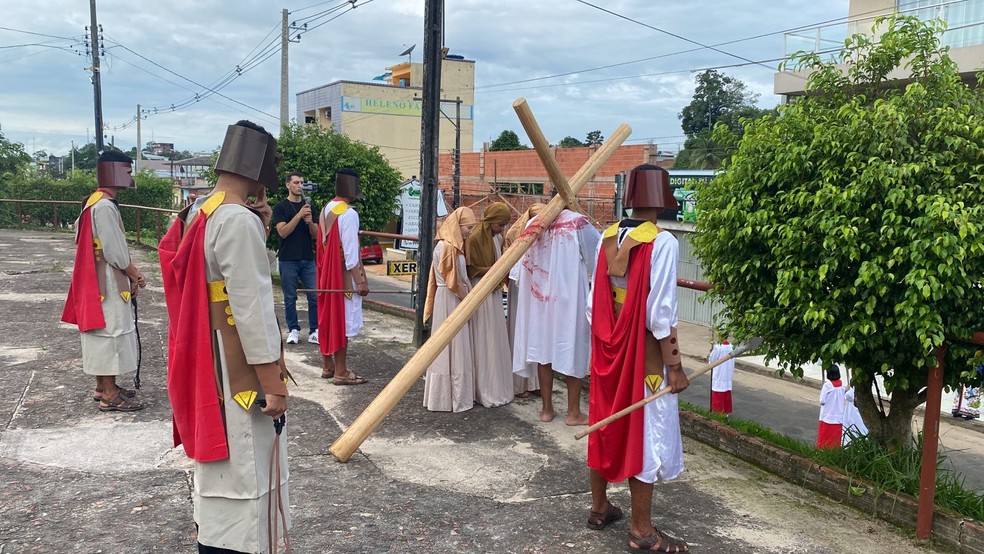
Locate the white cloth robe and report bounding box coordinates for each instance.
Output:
[819,380,848,424]
[842,387,869,445]
[186,200,290,553]
[423,241,476,412]
[709,343,735,392]
[322,200,363,338]
[512,210,600,379]
[469,234,514,408]
[79,196,138,376]
[586,228,685,484]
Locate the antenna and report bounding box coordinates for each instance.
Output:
[399,44,415,64]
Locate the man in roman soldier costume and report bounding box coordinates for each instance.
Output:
[61,150,146,412]
[159,120,291,553]
[316,168,369,385]
[585,164,690,552]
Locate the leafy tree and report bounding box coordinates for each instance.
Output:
[275,123,402,234]
[558,136,584,148]
[489,130,528,151]
[0,128,31,180]
[71,143,100,170]
[692,16,984,447]
[671,129,733,170]
[678,70,763,138]
[585,130,604,146]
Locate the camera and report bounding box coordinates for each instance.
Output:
[301,181,318,193]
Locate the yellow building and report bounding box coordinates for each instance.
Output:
[296,56,475,179]
[775,0,984,97]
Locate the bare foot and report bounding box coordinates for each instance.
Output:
[565,412,589,426]
[540,409,556,422]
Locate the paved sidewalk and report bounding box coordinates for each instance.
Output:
[0,229,954,553]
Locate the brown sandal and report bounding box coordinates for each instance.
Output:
[586,502,624,530]
[627,528,689,552]
[332,373,368,386]
[93,387,136,402]
[321,368,335,379]
[99,393,145,412]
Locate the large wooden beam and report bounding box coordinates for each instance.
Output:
[515,102,584,214]
[329,98,631,462]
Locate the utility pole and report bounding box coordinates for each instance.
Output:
[280,8,289,130]
[135,104,141,173]
[88,0,104,152]
[71,141,76,177]
[453,96,461,208]
[414,0,444,346]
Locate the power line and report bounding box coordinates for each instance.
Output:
[0,26,76,40]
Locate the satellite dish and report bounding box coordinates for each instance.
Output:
[399,44,416,57]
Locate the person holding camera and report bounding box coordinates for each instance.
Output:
[272,171,320,345]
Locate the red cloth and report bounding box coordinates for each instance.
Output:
[61,196,105,331]
[316,217,347,356]
[817,422,843,449]
[158,211,230,463]
[587,240,654,483]
[711,391,733,414]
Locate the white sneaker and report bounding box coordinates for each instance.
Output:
[308,330,319,344]
[286,329,300,344]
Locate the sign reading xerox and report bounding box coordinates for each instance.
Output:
[397,178,450,250]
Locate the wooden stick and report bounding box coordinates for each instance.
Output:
[328,99,631,462]
[573,337,763,440]
[519,109,584,214]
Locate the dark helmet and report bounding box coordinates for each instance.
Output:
[96,150,135,189]
[214,120,280,192]
[335,168,362,199]
[624,164,677,210]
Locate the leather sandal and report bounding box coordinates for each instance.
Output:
[586,501,623,530]
[627,528,689,552]
[99,393,145,412]
[93,386,136,402]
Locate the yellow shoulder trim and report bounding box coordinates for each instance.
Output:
[627,221,659,243]
[84,191,104,209]
[201,191,226,217]
[602,222,620,239]
[330,201,348,215]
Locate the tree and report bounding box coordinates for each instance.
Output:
[671,129,731,170]
[71,143,100,170]
[678,70,762,138]
[691,16,984,447]
[558,136,584,148]
[489,130,528,151]
[0,128,31,180]
[585,130,604,146]
[275,123,402,234]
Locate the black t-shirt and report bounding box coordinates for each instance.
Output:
[272,198,317,260]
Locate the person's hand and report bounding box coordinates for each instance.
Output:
[134,271,147,288]
[261,394,287,419]
[130,281,139,298]
[299,203,313,224]
[666,363,689,393]
[248,188,273,230]
[356,280,369,297]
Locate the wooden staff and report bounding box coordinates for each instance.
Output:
[574,337,764,440]
[328,98,631,462]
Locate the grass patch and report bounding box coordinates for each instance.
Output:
[681,401,984,521]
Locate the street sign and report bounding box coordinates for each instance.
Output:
[387,260,418,276]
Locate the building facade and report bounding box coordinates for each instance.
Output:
[775,0,984,96]
[296,56,475,179]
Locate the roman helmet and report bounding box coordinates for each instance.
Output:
[335,168,363,199]
[623,164,678,210]
[213,120,280,192]
[96,151,136,189]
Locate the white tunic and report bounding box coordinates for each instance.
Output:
[323,200,363,338]
[709,343,735,392]
[79,197,138,376]
[819,380,848,424]
[587,228,684,483]
[188,199,290,553]
[511,210,600,378]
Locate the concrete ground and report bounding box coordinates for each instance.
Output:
[0,228,957,553]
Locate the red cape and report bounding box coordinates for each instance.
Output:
[587,240,654,483]
[158,204,230,463]
[61,194,106,331]
[316,214,347,356]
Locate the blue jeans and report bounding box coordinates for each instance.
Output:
[280,259,318,332]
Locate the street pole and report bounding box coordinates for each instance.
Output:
[414,0,444,346]
[135,104,141,172]
[88,0,104,152]
[280,8,289,130]
[453,96,461,208]
[71,141,76,177]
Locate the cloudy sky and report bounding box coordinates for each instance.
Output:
[1,0,851,159]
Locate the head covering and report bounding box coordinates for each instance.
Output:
[624,164,677,210]
[335,168,363,199]
[96,151,135,189]
[504,202,547,248]
[424,207,477,321]
[465,202,512,279]
[214,120,281,192]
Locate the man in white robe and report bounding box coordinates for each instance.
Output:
[512,209,600,424]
